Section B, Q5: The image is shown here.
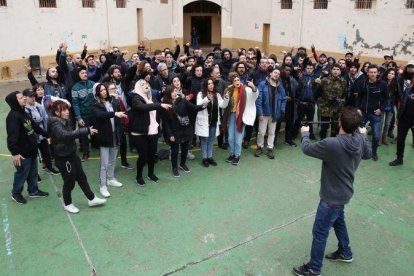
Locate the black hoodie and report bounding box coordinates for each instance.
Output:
[6,91,47,157]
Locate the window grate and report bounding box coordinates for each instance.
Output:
[406,0,414,9]
[0,0,7,7]
[82,0,95,8]
[39,0,56,8]
[281,0,292,9]
[355,0,373,9]
[116,0,126,8]
[314,0,328,9]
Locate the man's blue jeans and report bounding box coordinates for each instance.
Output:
[362,113,382,155]
[228,113,245,157]
[12,156,39,195]
[200,126,216,159]
[308,200,352,273]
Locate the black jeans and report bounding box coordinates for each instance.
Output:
[284,101,295,141]
[55,155,95,205]
[131,134,158,179]
[38,138,53,169]
[119,131,128,164]
[294,102,316,137]
[320,116,339,140]
[170,141,189,169]
[396,118,414,159]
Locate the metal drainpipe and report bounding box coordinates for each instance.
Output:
[297,0,305,47]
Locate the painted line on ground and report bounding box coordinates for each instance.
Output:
[162,210,316,275]
[1,198,15,273]
[48,175,98,276]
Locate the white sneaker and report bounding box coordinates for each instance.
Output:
[88,196,107,207]
[64,204,80,214]
[107,178,123,187]
[187,151,195,160]
[100,186,111,198]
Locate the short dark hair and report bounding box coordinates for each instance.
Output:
[331,63,341,70]
[340,106,362,134]
[367,64,378,71]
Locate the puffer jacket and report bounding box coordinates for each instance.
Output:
[48,116,89,158]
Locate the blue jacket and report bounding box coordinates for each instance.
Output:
[256,79,286,121]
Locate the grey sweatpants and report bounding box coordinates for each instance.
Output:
[99,146,118,187]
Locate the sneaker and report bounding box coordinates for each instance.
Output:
[121,162,134,170]
[147,174,159,183]
[88,196,106,207]
[266,148,275,159]
[254,147,263,157]
[29,190,49,198]
[285,140,297,147]
[172,168,180,178]
[242,140,249,149]
[202,158,210,167]
[64,204,80,214]
[208,158,217,166]
[372,154,378,161]
[11,194,27,205]
[37,174,42,183]
[100,186,111,198]
[81,152,89,162]
[179,164,190,173]
[107,178,123,187]
[389,158,403,166]
[45,167,60,175]
[325,249,353,263]
[226,154,235,163]
[232,156,240,166]
[187,151,196,160]
[136,177,146,187]
[292,263,320,276]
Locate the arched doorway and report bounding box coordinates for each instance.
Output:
[183,1,221,47]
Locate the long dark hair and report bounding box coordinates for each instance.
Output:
[201,77,216,98]
[162,85,174,105]
[382,68,398,91]
[95,83,109,101]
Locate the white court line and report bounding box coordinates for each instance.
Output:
[1,198,15,273]
[48,175,98,275]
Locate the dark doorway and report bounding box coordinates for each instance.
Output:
[191,16,211,45]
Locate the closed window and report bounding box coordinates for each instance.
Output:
[82,0,95,8]
[406,0,414,9]
[0,0,7,7]
[116,0,126,8]
[39,0,56,8]
[355,0,373,9]
[281,0,292,9]
[314,0,328,9]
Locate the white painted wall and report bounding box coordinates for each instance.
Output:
[0,0,413,61]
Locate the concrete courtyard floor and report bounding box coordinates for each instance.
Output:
[0,80,413,275]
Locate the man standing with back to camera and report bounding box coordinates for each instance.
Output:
[293,106,372,276]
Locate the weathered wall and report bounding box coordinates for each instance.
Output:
[0,0,413,79]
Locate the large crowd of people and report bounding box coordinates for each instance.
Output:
[5,40,414,214]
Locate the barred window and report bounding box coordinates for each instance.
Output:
[281,0,292,9]
[355,0,373,9]
[82,0,95,8]
[0,0,7,7]
[314,0,328,9]
[406,0,414,9]
[39,0,56,8]
[116,0,126,8]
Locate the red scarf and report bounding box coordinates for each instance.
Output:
[235,85,246,132]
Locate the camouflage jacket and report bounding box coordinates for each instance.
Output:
[318,75,347,117]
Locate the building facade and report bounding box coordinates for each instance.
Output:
[0,0,413,79]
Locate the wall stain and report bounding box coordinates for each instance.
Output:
[344,28,414,57]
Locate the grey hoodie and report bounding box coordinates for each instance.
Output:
[301,131,372,205]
